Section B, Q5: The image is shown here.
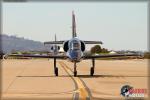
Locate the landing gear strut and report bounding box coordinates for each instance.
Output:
[54,58,58,76]
[90,58,95,76]
[74,62,77,77]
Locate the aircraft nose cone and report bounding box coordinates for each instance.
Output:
[70,51,78,58]
[69,50,81,61]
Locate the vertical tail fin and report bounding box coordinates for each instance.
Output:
[55,34,57,41]
[72,11,77,38]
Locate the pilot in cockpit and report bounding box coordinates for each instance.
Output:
[70,40,80,50]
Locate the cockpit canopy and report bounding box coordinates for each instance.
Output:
[69,39,81,50]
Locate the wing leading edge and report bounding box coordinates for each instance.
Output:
[8,54,67,59]
[83,53,140,59]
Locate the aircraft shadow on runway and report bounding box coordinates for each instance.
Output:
[16,75,147,78]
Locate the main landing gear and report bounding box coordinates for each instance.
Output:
[53,58,95,77]
[73,59,95,77]
[90,58,95,76]
[54,58,58,76]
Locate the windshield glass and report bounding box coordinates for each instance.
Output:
[70,40,80,50]
[73,42,79,50]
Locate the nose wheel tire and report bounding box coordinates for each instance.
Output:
[90,67,94,76]
[74,71,77,77]
[55,67,58,76]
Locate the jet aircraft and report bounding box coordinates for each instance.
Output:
[9,11,140,76]
[46,34,60,55]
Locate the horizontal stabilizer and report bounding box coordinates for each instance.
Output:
[44,41,64,45]
[83,41,103,44]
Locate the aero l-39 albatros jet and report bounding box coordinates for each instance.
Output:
[9,11,139,77]
[49,34,60,55]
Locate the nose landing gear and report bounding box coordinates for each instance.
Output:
[74,62,77,77]
[55,67,58,76]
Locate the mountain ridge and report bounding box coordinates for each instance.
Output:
[1,34,48,53]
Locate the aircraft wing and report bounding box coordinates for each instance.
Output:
[7,54,67,59]
[83,41,103,44]
[44,41,64,45]
[83,53,140,59]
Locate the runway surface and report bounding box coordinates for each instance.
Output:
[1,59,149,100]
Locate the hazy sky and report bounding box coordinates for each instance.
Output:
[2,2,148,51]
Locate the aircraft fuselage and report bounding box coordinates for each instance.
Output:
[66,37,83,62]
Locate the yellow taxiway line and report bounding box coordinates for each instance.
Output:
[59,61,90,100]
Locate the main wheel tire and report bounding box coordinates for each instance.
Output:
[74,71,77,77]
[90,67,94,76]
[55,67,58,76]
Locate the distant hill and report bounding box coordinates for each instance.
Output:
[1,34,49,53]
